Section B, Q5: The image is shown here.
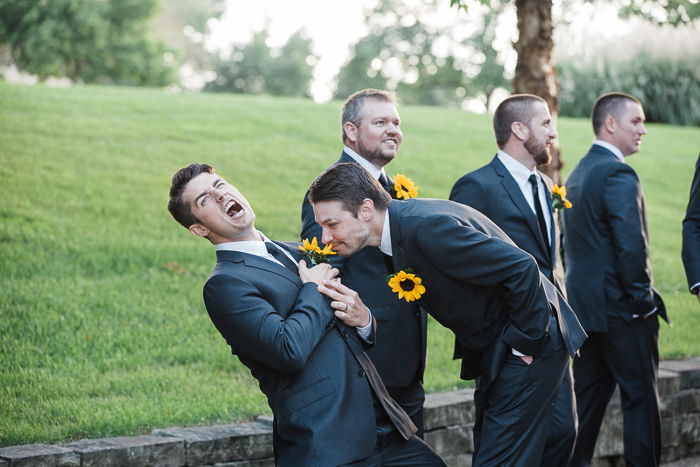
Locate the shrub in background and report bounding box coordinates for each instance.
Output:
[558,53,700,126]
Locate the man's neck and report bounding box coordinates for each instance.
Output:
[211,228,261,245]
[499,146,536,171]
[344,145,385,172]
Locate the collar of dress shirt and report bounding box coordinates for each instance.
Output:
[344,145,386,181]
[379,209,392,256]
[215,232,295,266]
[593,140,625,161]
[497,149,540,192]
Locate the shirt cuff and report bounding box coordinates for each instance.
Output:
[690,282,700,295]
[355,309,373,340]
[632,307,657,319]
[511,348,526,357]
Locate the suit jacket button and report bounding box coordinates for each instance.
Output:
[343,331,349,339]
[358,369,366,377]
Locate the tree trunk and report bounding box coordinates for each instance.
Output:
[513,0,562,183]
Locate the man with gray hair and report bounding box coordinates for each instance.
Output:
[301,89,428,435]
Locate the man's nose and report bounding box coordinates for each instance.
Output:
[211,188,225,201]
[321,229,333,245]
[640,123,647,135]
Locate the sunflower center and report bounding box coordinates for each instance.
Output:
[400,279,415,291]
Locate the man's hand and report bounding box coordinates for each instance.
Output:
[317,279,371,328]
[298,260,339,286]
[519,355,533,365]
[696,293,700,306]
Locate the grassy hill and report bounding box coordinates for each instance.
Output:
[1,82,698,446]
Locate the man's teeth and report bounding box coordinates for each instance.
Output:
[225,200,242,216]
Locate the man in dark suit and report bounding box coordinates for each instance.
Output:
[308,162,586,466]
[301,89,428,434]
[167,163,444,466]
[562,93,670,466]
[682,155,700,305]
[450,94,578,466]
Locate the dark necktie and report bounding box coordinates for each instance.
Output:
[265,242,298,273]
[351,343,417,440]
[382,253,394,274]
[528,174,550,247]
[379,173,394,196]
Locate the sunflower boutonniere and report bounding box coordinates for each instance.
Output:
[298,237,337,265]
[551,184,572,211]
[393,174,419,199]
[386,268,426,302]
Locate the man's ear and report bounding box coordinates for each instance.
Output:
[344,122,359,143]
[359,198,375,221]
[603,114,617,134]
[511,121,530,141]
[188,223,209,238]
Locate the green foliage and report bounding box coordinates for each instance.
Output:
[204,29,315,97]
[335,0,507,107]
[0,0,174,85]
[558,53,700,126]
[1,83,699,445]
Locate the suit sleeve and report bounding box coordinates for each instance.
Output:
[682,155,700,292]
[602,166,656,312]
[449,175,487,213]
[204,275,333,373]
[415,215,551,356]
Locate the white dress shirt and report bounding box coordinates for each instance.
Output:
[593,140,625,161]
[344,145,388,182]
[216,232,373,336]
[497,150,552,245]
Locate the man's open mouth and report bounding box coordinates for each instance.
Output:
[225,199,243,217]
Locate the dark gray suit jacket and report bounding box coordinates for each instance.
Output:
[682,155,700,293]
[450,155,566,296]
[301,152,426,389]
[385,199,586,390]
[562,144,668,332]
[203,242,380,466]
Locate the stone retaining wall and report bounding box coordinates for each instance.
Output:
[2,358,699,466]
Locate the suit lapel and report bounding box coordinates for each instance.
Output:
[216,248,301,287]
[491,157,550,257]
[387,202,407,273]
[539,173,557,264]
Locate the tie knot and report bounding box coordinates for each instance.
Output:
[528,174,538,187]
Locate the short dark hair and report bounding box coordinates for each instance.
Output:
[308,162,392,215]
[341,89,397,143]
[591,92,641,135]
[168,163,214,228]
[493,94,547,147]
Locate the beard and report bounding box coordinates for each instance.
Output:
[357,139,397,168]
[524,135,552,166]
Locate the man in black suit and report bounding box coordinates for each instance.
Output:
[562,93,669,466]
[301,89,428,434]
[450,94,578,465]
[308,162,586,466]
[167,163,444,466]
[682,155,700,305]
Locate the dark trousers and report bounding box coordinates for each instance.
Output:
[571,315,661,467]
[388,379,426,438]
[473,314,569,466]
[541,361,578,466]
[341,425,446,467]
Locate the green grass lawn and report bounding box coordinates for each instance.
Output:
[1,82,698,446]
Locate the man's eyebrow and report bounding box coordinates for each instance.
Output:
[193,177,223,206]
